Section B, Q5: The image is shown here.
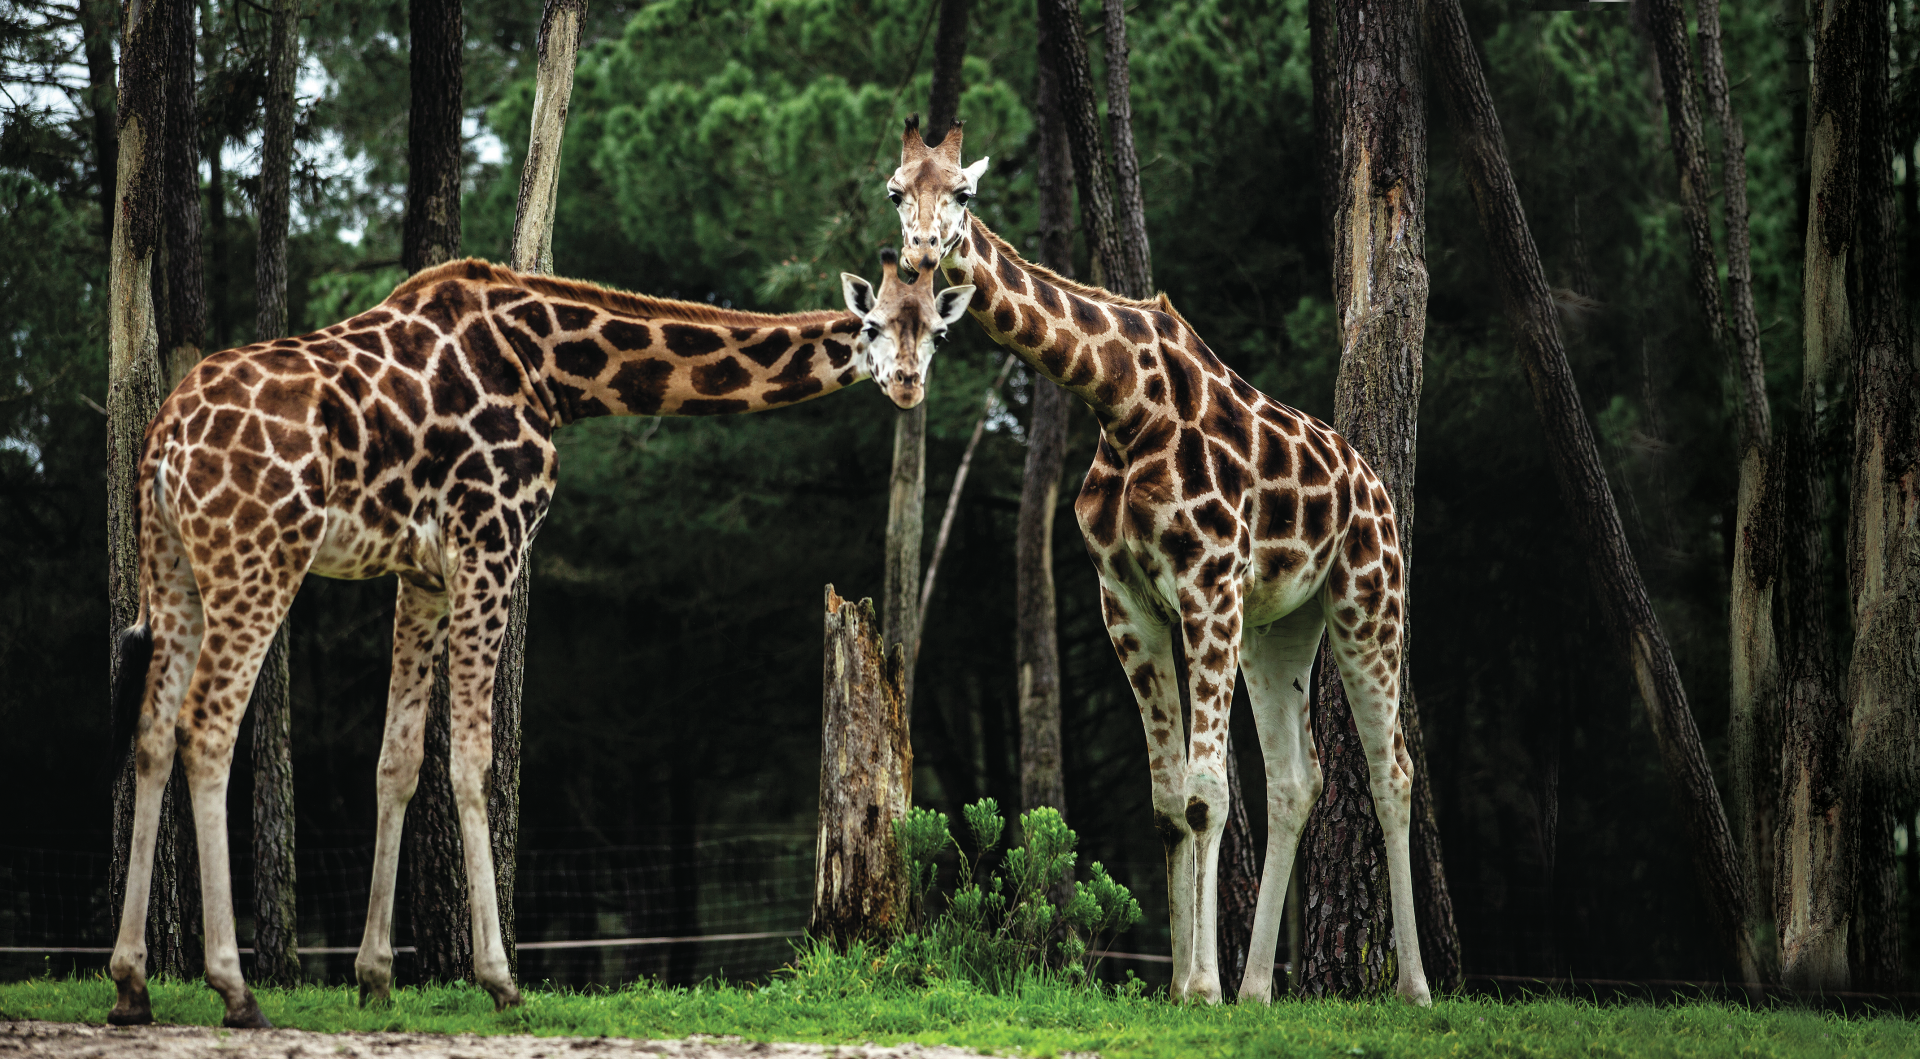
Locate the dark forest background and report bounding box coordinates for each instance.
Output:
[2,0,1915,986]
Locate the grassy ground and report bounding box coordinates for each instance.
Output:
[0,965,1911,1058]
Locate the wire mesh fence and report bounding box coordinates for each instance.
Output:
[0,830,817,987]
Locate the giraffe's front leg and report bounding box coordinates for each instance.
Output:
[1177,584,1242,1006]
[445,548,521,1011]
[1095,576,1198,1000]
[355,578,450,1005]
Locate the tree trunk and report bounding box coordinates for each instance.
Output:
[1016,22,1073,820]
[1100,0,1151,291]
[106,0,200,984]
[1035,0,1133,294]
[208,138,229,353]
[1841,0,1914,992]
[245,0,302,989]
[1300,0,1431,998]
[401,0,471,982]
[1214,733,1260,998]
[1651,0,1779,980]
[403,0,464,274]
[489,0,591,978]
[81,0,118,247]
[927,0,969,140]
[1773,0,1861,994]
[1425,0,1755,982]
[159,0,202,389]
[813,588,911,945]
[1403,685,1461,989]
[1309,0,1338,256]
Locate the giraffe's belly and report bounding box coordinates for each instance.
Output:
[309,502,447,589]
[1240,564,1327,630]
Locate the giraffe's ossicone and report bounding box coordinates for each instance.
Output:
[888,119,1430,1007]
[104,255,971,1027]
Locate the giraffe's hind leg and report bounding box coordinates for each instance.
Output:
[1233,601,1327,1004]
[1323,575,1430,1006]
[1094,576,1198,1000]
[355,578,450,1005]
[180,553,312,1027]
[444,548,521,1010]
[107,530,204,1025]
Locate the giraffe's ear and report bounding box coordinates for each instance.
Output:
[961,157,990,194]
[934,285,975,328]
[841,273,876,317]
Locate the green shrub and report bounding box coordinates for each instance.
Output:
[889,798,1142,991]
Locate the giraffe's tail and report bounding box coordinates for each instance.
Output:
[109,621,154,779]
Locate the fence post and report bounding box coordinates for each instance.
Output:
[811,586,911,946]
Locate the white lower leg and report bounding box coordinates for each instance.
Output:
[1156,803,1197,1001]
[354,781,412,1000]
[1380,809,1431,1005]
[452,754,517,1007]
[1187,812,1228,1004]
[108,739,175,1020]
[188,766,263,1024]
[1237,804,1310,1003]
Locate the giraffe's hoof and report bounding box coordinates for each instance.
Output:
[487,983,524,1012]
[106,983,152,1026]
[358,981,392,1008]
[1398,984,1433,1008]
[221,995,273,1029]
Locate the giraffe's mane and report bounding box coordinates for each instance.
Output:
[389,258,854,329]
[966,215,1184,321]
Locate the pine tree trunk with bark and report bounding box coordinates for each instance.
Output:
[1840,0,1914,991]
[106,0,201,984]
[1309,0,1338,256]
[402,0,474,983]
[1300,0,1433,997]
[159,0,202,389]
[1425,0,1755,982]
[81,0,118,245]
[247,0,302,988]
[1648,0,1778,981]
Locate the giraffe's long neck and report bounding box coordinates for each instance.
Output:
[940,215,1226,458]
[455,271,867,424]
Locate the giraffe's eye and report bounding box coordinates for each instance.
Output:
[935,329,948,343]
[887,191,903,206]
[954,191,972,206]
[865,324,881,338]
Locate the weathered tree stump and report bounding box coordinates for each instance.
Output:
[811,587,912,946]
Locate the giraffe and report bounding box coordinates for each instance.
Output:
[887,120,1430,1006]
[105,251,973,1027]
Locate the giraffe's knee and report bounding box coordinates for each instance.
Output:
[1153,810,1186,852]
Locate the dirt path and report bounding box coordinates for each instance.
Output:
[0,1022,1024,1059]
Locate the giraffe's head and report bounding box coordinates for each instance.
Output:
[887,116,990,272]
[841,248,973,409]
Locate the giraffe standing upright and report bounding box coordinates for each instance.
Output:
[886,121,1430,1006]
[106,253,972,1027]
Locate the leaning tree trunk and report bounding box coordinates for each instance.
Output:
[1309,0,1339,257]
[1774,0,1861,994]
[1035,0,1140,295]
[402,0,473,983]
[813,588,911,945]
[82,0,119,245]
[1425,0,1755,982]
[106,0,200,984]
[159,0,202,389]
[1299,0,1430,998]
[1691,0,1781,978]
[489,0,591,978]
[1841,0,1914,992]
[248,0,302,989]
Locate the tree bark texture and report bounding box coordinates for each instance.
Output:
[241,0,303,988]
[1035,0,1140,296]
[927,0,970,139]
[1402,684,1460,988]
[403,0,464,274]
[1772,0,1863,994]
[813,588,911,945]
[883,406,927,713]
[82,0,119,246]
[1301,0,1433,998]
[254,0,297,343]
[159,0,202,388]
[208,135,230,352]
[407,656,473,981]
[1651,0,1780,977]
[1425,0,1755,982]
[1214,733,1259,998]
[106,0,200,983]
[1309,0,1340,257]
[508,0,586,277]
[1016,30,1074,820]
[1100,0,1151,293]
[1841,0,1914,991]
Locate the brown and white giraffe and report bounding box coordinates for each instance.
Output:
[105,253,972,1027]
[887,121,1430,1006]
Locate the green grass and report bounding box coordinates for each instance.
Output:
[1,962,1912,1058]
